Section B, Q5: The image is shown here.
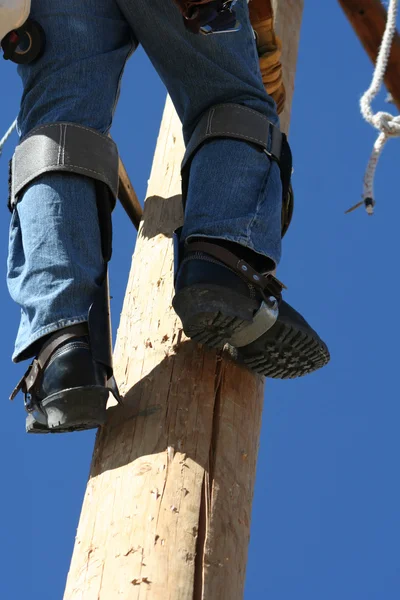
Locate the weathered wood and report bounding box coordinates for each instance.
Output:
[338,0,400,111]
[63,3,303,599]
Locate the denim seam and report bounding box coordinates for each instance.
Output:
[61,186,80,316]
[245,155,272,245]
[108,38,137,130]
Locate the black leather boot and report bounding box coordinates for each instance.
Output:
[11,278,120,434]
[12,324,110,433]
[172,237,330,379]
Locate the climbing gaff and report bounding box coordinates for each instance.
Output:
[9,123,122,408]
[1,0,45,64]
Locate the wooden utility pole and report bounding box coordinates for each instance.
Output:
[338,0,400,111]
[63,2,303,598]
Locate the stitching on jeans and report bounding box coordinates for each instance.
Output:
[246,159,277,247]
[109,39,136,131]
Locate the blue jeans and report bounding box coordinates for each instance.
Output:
[8,0,282,362]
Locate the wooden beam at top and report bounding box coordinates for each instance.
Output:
[338,0,400,111]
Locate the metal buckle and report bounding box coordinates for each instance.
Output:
[262,273,286,300]
[200,19,241,34]
[228,299,279,348]
[200,0,241,35]
[9,359,41,401]
[24,393,36,413]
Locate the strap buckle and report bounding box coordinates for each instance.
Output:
[9,359,43,417]
[9,359,41,402]
[186,241,286,302]
[200,1,241,34]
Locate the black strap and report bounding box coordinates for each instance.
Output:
[9,323,88,400]
[181,103,293,235]
[9,122,119,212]
[187,241,285,300]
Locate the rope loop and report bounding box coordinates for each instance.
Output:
[346,0,399,215]
[371,111,400,136]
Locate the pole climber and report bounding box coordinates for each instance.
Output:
[1,0,330,435]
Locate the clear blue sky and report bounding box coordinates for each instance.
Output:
[1,2,399,598]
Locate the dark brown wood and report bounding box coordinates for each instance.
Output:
[118,158,143,230]
[338,0,400,111]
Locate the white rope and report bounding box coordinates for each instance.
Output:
[0,117,18,157]
[354,0,400,214]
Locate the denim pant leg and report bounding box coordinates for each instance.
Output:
[9,0,134,362]
[117,0,283,266]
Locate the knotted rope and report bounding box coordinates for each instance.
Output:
[346,0,400,215]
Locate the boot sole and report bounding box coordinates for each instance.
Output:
[236,314,330,379]
[26,385,109,434]
[172,285,258,348]
[173,285,330,379]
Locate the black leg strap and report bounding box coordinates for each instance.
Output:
[8,126,120,407]
[8,122,119,212]
[9,323,88,401]
[181,104,293,236]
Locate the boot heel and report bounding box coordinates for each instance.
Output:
[42,386,109,432]
[173,284,257,348]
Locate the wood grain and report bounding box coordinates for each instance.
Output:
[64,3,303,597]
